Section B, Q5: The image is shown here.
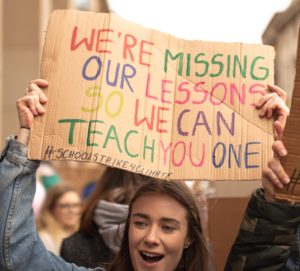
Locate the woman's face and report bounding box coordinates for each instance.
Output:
[129,193,190,271]
[52,191,82,229]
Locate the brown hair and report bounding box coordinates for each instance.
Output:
[80,167,150,235]
[37,184,80,243]
[108,179,210,271]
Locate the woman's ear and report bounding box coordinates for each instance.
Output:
[184,237,193,249]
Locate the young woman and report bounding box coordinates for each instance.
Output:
[108,179,209,271]
[0,79,297,271]
[60,167,151,268]
[37,184,82,255]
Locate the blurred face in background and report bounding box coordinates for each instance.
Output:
[52,191,82,229]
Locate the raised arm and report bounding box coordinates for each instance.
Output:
[225,140,300,270]
[16,78,48,145]
[0,79,99,271]
[225,86,300,270]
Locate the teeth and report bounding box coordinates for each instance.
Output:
[142,252,161,257]
[140,251,164,263]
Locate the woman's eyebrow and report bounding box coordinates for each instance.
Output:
[132,213,149,219]
[132,213,181,225]
[160,217,180,225]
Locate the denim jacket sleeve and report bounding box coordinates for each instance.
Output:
[0,136,103,271]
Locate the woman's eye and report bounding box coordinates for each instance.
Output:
[162,225,175,233]
[133,221,147,228]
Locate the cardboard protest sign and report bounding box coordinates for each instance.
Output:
[275,29,300,201]
[29,10,274,180]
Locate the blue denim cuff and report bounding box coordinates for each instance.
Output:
[1,135,39,169]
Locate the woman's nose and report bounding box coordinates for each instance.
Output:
[144,226,160,246]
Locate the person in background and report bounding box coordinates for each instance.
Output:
[60,167,151,268]
[81,181,96,200]
[38,161,61,191]
[37,184,82,255]
[192,180,215,244]
[32,172,46,219]
[32,161,59,218]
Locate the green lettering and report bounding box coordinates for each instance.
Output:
[87,120,104,147]
[124,130,139,157]
[210,53,224,77]
[233,55,247,78]
[58,119,87,144]
[195,53,208,77]
[250,56,269,80]
[103,125,122,153]
[164,49,183,75]
[186,53,191,76]
[143,135,155,162]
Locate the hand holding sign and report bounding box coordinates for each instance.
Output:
[29,10,276,180]
[16,79,48,146]
[255,84,289,139]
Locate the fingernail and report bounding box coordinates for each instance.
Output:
[279,149,287,156]
[284,177,290,184]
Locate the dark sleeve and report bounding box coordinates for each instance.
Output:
[285,226,300,271]
[60,234,92,267]
[60,231,112,269]
[60,237,79,264]
[225,189,300,271]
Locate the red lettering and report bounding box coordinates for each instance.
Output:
[71,26,95,51]
[193,82,208,104]
[123,34,137,62]
[210,82,227,105]
[160,140,206,168]
[160,141,172,165]
[172,141,186,167]
[156,107,169,133]
[249,83,265,107]
[70,27,114,53]
[134,99,155,130]
[145,73,158,100]
[230,83,246,105]
[139,40,154,67]
[175,81,190,104]
[96,29,114,54]
[161,80,172,104]
[189,142,205,167]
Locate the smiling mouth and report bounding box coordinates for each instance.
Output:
[140,251,164,263]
